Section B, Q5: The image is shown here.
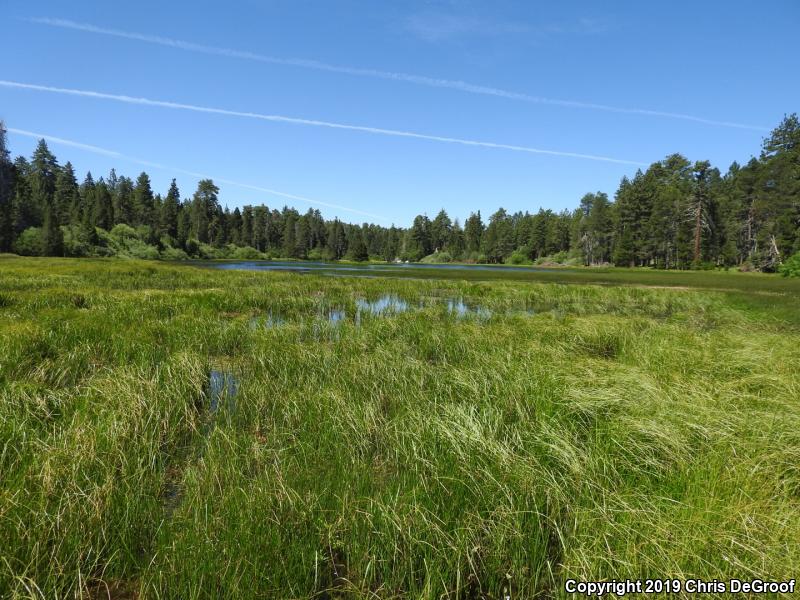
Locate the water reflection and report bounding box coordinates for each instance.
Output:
[446,297,492,320]
[209,260,550,275]
[249,312,286,330]
[208,369,239,414]
[356,295,409,315]
[325,308,346,324]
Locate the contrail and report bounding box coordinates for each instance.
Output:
[6,127,391,221]
[0,80,646,166]
[26,17,768,132]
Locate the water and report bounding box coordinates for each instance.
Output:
[356,295,409,315]
[204,260,556,277]
[162,369,239,517]
[249,312,286,330]
[207,369,239,414]
[446,297,492,320]
[325,308,346,324]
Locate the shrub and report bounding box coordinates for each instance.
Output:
[198,243,225,260]
[231,246,265,260]
[109,223,139,241]
[779,252,800,277]
[509,250,530,265]
[420,251,453,264]
[13,227,44,256]
[160,246,189,260]
[61,225,94,257]
[125,240,160,260]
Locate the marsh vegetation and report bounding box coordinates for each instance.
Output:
[1,257,799,598]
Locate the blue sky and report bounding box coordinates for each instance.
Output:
[1,0,797,225]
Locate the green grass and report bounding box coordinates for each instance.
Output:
[1,257,798,598]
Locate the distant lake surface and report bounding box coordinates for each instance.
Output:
[200,260,556,276]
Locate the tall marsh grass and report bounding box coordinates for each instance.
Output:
[0,257,798,598]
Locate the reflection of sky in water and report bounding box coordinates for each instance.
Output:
[446,298,492,320]
[211,260,553,275]
[237,295,535,333]
[208,369,238,413]
[326,309,346,323]
[356,295,409,315]
[249,312,286,330]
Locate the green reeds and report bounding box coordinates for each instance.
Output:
[0,257,798,598]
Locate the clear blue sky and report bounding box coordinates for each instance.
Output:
[1,0,797,225]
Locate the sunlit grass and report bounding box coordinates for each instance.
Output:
[0,257,798,598]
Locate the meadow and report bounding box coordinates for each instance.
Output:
[1,257,799,599]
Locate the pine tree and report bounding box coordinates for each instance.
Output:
[327,219,347,259]
[613,177,636,266]
[240,206,254,247]
[430,209,452,252]
[133,172,155,228]
[229,207,243,246]
[78,173,96,226]
[409,215,432,260]
[295,214,310,258]
[176,205,191,248]
[29,139,58,225]
[42,203,63,256]
[0,121,13,252]
[688,161,714,266]
[252,206,267,251]
[189,179,219,243]
[11,158,35,236]
[161,179,180,239]
[54,162,79,225]
[464,211,484,254]
[349,227,369,261]
[446,219,465,259]
[93,181,114,230]
[483,208,513,263]
[113,176,135,225]
[282,211,298,257]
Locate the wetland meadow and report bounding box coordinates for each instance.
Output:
[1,257,799,598]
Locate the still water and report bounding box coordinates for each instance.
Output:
[208,260,552,276]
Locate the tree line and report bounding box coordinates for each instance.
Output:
[0,115,798,270]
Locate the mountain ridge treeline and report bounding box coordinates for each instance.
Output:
[0,116,798,271]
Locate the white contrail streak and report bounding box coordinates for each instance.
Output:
[0,80,646,166]
[26,17,768,132]
[6,127,391,221]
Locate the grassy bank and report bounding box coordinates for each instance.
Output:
[1,257,798,598]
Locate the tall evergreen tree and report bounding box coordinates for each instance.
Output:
[0,121,13,251]
[92,181,114,231]
[78,173,96,225]
[483,208,514,263]
[430,209,452,252]
[54,162,79,226]
[113,176,135,225]
[189,179,220,243]
[42,203,63,256]
[11,157,35,236]
[464,211,484,254]
[348,227,369,261]
[282,210,298,258]
[327,219,347,259]
[29,139,58,225]
[161,179,181,239]
[133,172,155,229]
